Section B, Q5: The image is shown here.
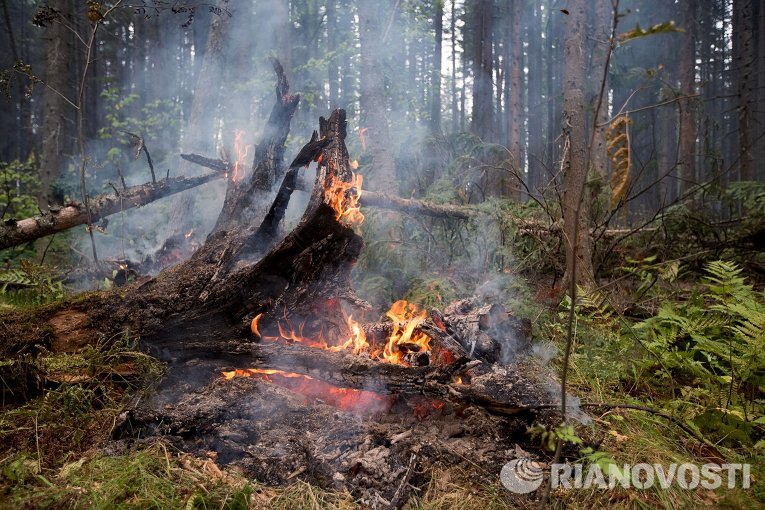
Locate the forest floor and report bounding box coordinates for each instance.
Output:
[0,274,763,509]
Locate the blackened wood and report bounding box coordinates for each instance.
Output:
[213,58,301,233]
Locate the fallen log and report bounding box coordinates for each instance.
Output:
[147,338,557,416]
[0,173,225,251]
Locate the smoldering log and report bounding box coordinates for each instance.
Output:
[157,339,556,415]
[0,173,226,251]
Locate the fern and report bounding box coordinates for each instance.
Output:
[633,260,765,442]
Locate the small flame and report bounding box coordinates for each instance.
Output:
[231,130,251,182]
[184,229,194,239]
[250,312,263,338]
[326,172,364,226]
[221,368,391,413]
[350,159,359,170]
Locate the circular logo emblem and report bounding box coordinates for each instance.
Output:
[500,458,545,494]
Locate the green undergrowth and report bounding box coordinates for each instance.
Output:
[540,259,765,508]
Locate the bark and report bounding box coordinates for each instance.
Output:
[561,0,594,286]
[38,0,74,211]
[526,3,544,195]
[679,1,698,193]
[450,0,458,134]
[327,0,340,109]
[470,0,494,141]
[429,0,443,134]
[0,173,226,251]
[589,0,611,187]
[506,0,522,200]
[757,1,765,171]
[734,0,756,181]
[214,59,300,233]
[357,0,397,193]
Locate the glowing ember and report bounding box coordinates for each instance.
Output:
[231,130,251,182]
[326,172,364,226]
[221,368,391,414]
[259,300,433,367]
[184,229,194,239]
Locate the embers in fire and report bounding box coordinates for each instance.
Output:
[221,368,391,414]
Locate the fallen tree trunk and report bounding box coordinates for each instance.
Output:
[151,338,556,415]
[0,173,225,251]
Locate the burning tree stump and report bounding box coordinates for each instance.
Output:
[2,60,576,507]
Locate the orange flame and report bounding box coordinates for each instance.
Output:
[231,130,251,182]
[250,313,263,338]
[221,368,391,414]
[381,300,431,365]
[326,172,364,226]
[259,300,432,367]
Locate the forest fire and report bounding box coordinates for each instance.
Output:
[251,300,434,366]
[327,172,364,225]
[221,368,391,414]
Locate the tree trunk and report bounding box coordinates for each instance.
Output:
[429,0,443,134]
[38,0,75,211]
[357,0,397,193]
[561,0,594,286]
[589,0,610,186]
[506,0,522,200]
[679,1,698,194]
[470,0,494,141]
[734,0,756,181]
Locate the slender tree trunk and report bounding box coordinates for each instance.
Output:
[561,0,593,286]
[756,0,765,174]
[589,0,610,186]
[357,0,397,193]
[327,0,340,109]
[430,0,443,134]
[679,1,698,193]
[450,0,458,134]
[733,0,756,181]
[506,0,522,200]
[527,2,544,195]
[545,2,557,177]
[339,0,354,117]
[470,0,493,141]
[38,0,75,211]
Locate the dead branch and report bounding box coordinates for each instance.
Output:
[0,173,224,251]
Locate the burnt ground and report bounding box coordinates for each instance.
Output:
[115,356,560,508]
